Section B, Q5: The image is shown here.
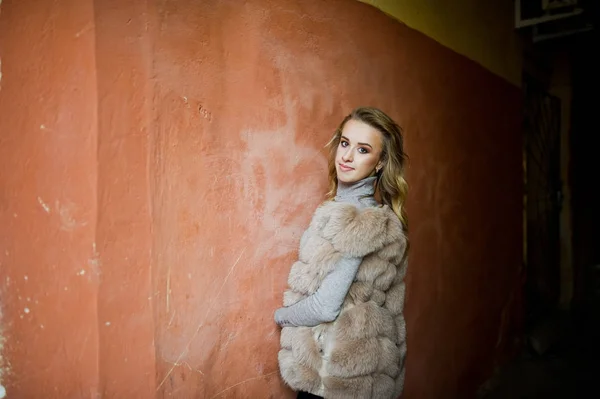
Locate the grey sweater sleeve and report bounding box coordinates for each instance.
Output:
[274,256,362,327]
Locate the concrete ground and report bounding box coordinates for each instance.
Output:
[479,309,600,399]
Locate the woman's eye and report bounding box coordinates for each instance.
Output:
[340,141,349,147]
[358,147,369,154]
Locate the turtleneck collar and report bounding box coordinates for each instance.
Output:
[334,176,379,209]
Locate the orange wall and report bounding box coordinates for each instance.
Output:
[0,0,101,395]
[0,0,523,397]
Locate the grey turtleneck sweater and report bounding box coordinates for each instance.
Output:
[274,176,379,327]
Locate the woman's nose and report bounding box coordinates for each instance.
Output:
[341,148,353,162]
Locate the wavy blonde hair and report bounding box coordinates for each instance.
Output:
[326,107,409,229]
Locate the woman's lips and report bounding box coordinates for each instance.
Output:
[338,163,354,172]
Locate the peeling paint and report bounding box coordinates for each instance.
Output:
[37,197,51,213]
[88,242,101,276]
[56,200,87,231]
[74,22,93,38]
[0,306,9,393]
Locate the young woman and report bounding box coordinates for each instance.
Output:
[274,107,409,399]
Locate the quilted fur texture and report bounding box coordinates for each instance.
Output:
[278,201,408,399]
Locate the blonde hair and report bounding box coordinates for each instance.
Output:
[326,107,409,229]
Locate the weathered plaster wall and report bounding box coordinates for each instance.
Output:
[0,0,523,397]
[0,0,100,396]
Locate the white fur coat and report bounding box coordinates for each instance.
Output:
[278,200,408,399]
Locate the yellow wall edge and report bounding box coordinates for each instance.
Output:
[358,0,523,87]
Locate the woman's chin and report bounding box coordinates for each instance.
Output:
[336,173,362,184]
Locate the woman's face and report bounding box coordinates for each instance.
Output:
[335,119,383,184]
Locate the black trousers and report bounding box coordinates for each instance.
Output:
[297,392,323,399]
